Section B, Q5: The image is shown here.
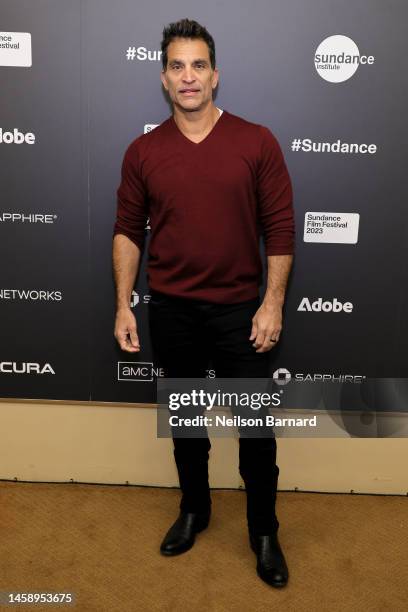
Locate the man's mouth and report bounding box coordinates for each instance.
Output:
[179,89,200,95]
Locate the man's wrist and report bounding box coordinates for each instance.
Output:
[263,291,285,308]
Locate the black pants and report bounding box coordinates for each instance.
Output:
[148,289,279,535]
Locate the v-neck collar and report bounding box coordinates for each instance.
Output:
[171,108,226,146]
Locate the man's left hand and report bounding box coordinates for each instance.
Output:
[249,301,282,353]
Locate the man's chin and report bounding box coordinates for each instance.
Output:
[176,101,202,112]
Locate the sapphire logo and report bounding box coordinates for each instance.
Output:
[0,212,57,223]
[273,368,291,386]
[273,367,365,385]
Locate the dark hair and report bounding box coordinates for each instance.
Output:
[161,18,216,70]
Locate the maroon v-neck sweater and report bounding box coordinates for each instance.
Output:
[113,109,295,304]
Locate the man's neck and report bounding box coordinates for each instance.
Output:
[172,102,221,140]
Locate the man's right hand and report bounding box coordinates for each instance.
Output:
[114,307,140,352]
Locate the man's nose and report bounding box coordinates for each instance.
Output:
[182,67,195,82]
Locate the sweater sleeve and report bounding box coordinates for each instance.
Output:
[113,141,148,253]
[256,126,295,256]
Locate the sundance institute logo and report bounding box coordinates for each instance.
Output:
[314,35,374,83]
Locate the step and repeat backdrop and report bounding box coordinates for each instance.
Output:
[1,1,408,424]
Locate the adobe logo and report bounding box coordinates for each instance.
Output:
[298,297,353,313]
[0,128,35,144]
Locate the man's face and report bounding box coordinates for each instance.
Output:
[160,37,219,112]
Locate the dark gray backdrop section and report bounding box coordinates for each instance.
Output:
[0,0,90,400]
[1,0,407,407]
[87,0,408,403]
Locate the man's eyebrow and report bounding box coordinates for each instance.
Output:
[168,58,209,65]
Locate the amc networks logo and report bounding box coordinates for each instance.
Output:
[118,361,164,382]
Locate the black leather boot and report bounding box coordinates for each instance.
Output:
[249,532,289,587]
[160,511,211,556]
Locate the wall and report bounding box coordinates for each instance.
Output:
[1,400,406,494]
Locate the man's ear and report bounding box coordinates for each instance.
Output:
[212,67,219,90]
[160,69,168,91]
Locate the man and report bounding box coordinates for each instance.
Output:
[112,18,295,588]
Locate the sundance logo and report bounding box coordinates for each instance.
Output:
[0,128,35,144]
[298,297,353,313]
[0,362,55,374]
[118,361,165,382]
[0,32,32,67]
[314,35,374,83]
